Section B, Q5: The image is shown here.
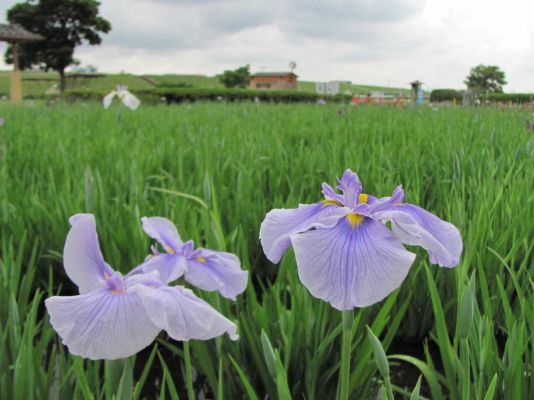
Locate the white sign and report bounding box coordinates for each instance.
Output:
[325,81,340,96]
[315,82,325,94]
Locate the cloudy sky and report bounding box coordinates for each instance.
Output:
[1,0,533,91]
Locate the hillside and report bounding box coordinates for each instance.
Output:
[0,70,410,98]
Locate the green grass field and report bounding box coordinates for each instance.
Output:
[0,102,533,399]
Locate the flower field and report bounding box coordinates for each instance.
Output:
[0,102,533,399]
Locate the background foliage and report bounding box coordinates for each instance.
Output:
[0,103,533,399]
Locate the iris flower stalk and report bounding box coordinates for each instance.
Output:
[260,169,462,399]
[45,214,246,361]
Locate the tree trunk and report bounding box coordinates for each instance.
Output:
[59,69,66,92]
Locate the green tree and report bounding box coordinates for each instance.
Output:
[464,64,507,95]
[218,65,250,88]
[5,0,111,92]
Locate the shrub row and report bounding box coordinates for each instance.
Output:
[430,89,534,104]
[481,92,534,103]
[429,89,464,103]
[155,88,352,104]
[56,89,162,104]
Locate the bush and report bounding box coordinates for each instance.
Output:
[30,87,353,105]
[430,89,463,103]
[481,93,534,103]
[157,87,352,104]
[56,89,162,104]
[218,65,250,88]
[155,82,193,89]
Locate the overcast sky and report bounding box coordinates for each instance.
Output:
[1,0,533,91]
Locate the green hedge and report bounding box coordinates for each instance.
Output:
[56,89,162,104]
[429,89,463,103]
[156,87,351,104]
[27,87,355,105]
[481,93,534,103]
[429,89,534,104]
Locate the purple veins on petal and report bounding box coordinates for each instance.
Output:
[373,204,463,268]
[336,169,362,208]
[290,217,416,310]
[259,202,350,263]
[136,285,238,341]
[63,213,114,293]
[45,287,160,360]
[184,249,248,300]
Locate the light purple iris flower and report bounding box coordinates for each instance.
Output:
[140,217,248,301]
[103,85,140,110]
[259,169,463,310]
[45,214,238,360]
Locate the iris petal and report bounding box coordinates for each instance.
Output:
[121,91,140,110]
[373,204,463,268]
[184,250,248,300]
[45,287,160,360]
[336,169,362,208]
[136,285,238,341]
[321,182,344,203]
[102,91,116,109]
[290,218,416,310]
[141,217,183,252]
[260,203,349,263]
[63,214,113,293]
[140,253,187,283]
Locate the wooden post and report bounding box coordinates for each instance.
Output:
[10,43,22,103]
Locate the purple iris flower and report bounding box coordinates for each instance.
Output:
[45,214,238,360]
[259,169,463,310]
[140,217,248,301]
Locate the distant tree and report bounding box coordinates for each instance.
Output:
[218,65,250,88]
[4,0,111,92]
[464,64,507,95]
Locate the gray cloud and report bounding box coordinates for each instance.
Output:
[1,0,534,90]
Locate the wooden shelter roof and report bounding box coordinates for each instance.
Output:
[0,24,43,43]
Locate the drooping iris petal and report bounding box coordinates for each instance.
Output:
[336,169,362,208]
[369,186,404,213]
[140,253,187,283]
[45,287,160,360]
[321,182,344,204]
[259,203,349,263]
[121,91,141,110]
[136,285,238,341]
[184,250,248,300]
[373,204,462,268]
[141,216,183,253]
[63,214,113,293]
[290,217,416,310]
[102,91,116,109]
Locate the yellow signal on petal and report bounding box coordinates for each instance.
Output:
[111,290,123,294]
[103,272,110,280]
[346,213,364,228]
[322,199,343,207]
[359,193,368,204]
[195,256,206,263]
[165,245,175,255]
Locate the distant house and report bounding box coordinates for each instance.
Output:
[249,72,298,90]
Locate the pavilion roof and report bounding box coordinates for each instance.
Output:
[0,24,43,43]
